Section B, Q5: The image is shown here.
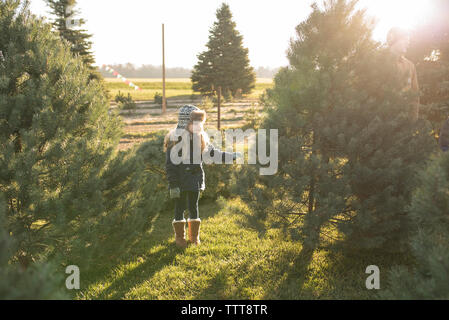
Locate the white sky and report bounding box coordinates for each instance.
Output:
[28,0,437,69]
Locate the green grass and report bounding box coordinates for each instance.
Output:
[104,79,273,101]
[77,197,411,300]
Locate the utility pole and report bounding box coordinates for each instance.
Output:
[162,23,166,114]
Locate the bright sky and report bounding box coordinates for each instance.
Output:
[28,0,436,69]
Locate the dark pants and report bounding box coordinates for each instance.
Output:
[174,191,200,221]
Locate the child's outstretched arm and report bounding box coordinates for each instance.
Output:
[203,144,242,163]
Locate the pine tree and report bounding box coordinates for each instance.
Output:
[1,0,116,266]
[0,0,166,273]
[191,3,256,98]
[239,0,436,250]
[45,0,99,79]
[382,152,449,299]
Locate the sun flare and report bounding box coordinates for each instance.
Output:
[364,0,435,40]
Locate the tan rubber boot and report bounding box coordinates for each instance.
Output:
[188,218,201,246]
[172,219,187,248]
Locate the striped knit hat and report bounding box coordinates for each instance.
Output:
[176,105,206,129]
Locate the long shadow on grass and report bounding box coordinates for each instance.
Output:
[82,200,221,299]
[79,210,178,299]
[192,200,315,299]
[94,244,182,299]
[271,244,412,299]
[235,212,268,239]
[192,240,315,299]
[264,247,315,299]
[192,202,316,299]
[312,245,413,299]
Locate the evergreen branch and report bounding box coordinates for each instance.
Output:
[320,230,343,242]
[283,211,308,216]
[35,222,52,232]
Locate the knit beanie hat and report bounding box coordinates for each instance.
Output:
[176,105,206,129]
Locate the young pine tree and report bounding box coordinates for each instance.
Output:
[0,0,164,273]
[45,0,99,80]
[240,0,435,250]
[382,152,449,299]
[191,3,256,99]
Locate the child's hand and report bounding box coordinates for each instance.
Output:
[170,187,181,199]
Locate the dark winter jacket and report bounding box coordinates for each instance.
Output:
[165,134,234,192]
[439,118,449,152]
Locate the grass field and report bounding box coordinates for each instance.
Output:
[104,78,273,101]
[94,79,413,300]
[77,197,411,299]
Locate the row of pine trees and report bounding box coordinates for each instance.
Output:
[0,0,171,298]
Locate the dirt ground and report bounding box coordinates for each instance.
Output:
[116,97,262,151]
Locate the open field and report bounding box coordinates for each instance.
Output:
[108,78,271,151]
[116,98,262,151]
[105,77,274,83]
[104,78,273,101]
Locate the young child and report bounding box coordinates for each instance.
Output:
[164,105,240,248]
